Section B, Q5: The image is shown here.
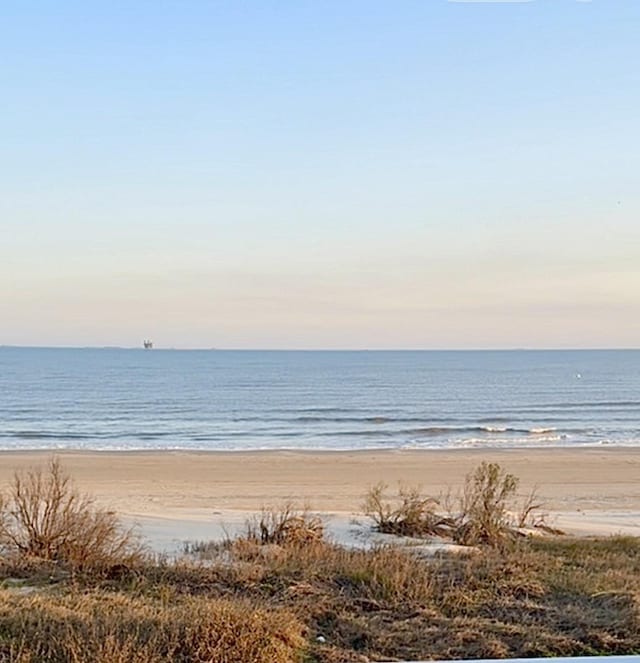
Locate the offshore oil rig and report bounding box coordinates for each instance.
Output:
[143,339,153,349]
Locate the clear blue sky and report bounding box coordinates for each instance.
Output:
[2,1,638,349]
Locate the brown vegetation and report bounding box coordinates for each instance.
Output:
[4,534,639,662]
[0,459,143,572]
[363,482,455,537]
[0,591,304,663]
[170,535,640,661]
[244,503,324,546]
[365,461,549,547]
[2,459,639,662]
[454,461,520,546]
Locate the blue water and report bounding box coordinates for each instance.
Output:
[0,348,638,451]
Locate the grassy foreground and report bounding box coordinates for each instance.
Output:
[3,535,640,661]
[1,461,640,662]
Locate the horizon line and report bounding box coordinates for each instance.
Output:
[1,345,639,353]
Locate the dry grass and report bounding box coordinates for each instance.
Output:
[0,590,305,663]
[108,535,640,662]
[2,531,640,661]
[0,459,144,573]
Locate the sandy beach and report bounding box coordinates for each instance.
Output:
[1,448,639,551]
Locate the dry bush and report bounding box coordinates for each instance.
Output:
[0,591,305,663]
[181,539,222,558]
[0,459,144,571]
[363,482,454,538]
[517,485,545,528]
[244,503,324,546]
[454,461,520,546]
[363,467,547,545]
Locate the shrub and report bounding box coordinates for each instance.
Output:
[0,458,144,571]
[244,503,324,546]
[363,482,454,537]
[363,464,549,547]
[454,461,519,546]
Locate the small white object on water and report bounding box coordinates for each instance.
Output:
[575,373,581,379]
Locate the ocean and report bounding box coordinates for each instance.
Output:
[0,348,638,451]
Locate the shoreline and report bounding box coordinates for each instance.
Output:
[1,448,639,550]
[0,443,637,455]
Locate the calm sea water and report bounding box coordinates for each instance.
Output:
[0,348,638,451]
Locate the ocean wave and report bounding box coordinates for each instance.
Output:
[3,423,565,444]
[0,433,638,452]
[310,425,563,438]
[6,430,175,441]
[288,415,455,425]
[507,400,640,412]
[452,435,565,449]
[408,425,559,436]
[293,416,394,424]
[9,431,92,440]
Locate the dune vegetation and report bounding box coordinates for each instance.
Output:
[1,461,640,662]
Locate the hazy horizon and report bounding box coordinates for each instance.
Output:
[2,345,639,353]
[3,1,639,349]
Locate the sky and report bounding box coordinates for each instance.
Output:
[1,0,639,349]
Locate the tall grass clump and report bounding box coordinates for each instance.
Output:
[0,459,143,571]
